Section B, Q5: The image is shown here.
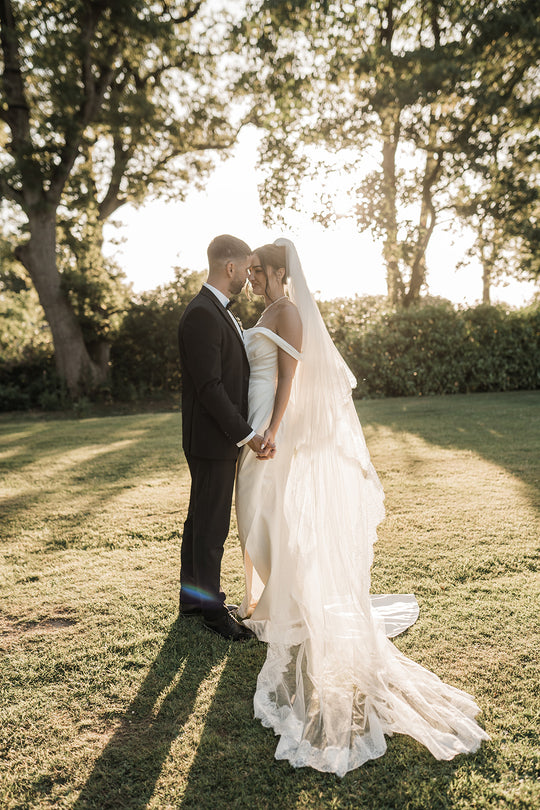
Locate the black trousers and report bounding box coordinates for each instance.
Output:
[180,453,237,616]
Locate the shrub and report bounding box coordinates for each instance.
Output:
[109,270,264,399]
[0,382,31,411]
[2,280,538,411]
[461,305,540,392]
[326,300,540,398]
[0,352,62,412]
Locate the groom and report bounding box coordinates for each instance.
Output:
[178,234,272,641]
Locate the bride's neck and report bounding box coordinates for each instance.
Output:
[263,288,285,309]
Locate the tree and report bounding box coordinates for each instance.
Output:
[239,0,539,307]
[452,80,539,303]
[455,177,539,305]
[0,0,240,393]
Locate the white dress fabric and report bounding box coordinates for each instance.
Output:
[235,241,489,776]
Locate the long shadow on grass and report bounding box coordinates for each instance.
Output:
[179,646,493,810]
[0,413,186,548]
[73,618,224,810]
[359,391,540,510]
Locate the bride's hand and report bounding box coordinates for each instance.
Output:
[259,428,277,459]
[248,433,275,459]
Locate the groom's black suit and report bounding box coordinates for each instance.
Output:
[178,286,252,615]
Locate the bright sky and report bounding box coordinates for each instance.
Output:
[103,127,537,307]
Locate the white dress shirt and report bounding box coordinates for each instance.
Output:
[203,283,255,447]
[203,282,243,337]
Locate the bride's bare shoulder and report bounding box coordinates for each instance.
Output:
[276,300,302,351]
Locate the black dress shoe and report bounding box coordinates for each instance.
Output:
[179,600,239,618]
[203,609,256,641]
[179,602,202,618]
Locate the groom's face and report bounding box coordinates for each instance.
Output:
[229,254,252,296]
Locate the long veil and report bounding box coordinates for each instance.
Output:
[245,238,489,775]
[275,237,384,566]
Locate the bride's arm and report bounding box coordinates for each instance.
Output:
[262,305,302,449]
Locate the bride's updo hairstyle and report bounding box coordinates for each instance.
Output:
[254,244,288,283]
[253,244,288,301]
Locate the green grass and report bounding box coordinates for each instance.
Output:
[1,391,539,809]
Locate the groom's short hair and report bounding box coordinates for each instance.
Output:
[207,234,251,271]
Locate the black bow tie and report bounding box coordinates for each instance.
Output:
[225,299,235,310]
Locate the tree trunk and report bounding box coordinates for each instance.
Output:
[15,210,108,394]
[403,146,441,308]
[478,227,491,305]
[381,136,402,307]
[482,263,491,304]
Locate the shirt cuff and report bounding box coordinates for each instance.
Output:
[237,429,255,447]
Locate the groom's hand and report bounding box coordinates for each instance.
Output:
[248,434,276,459]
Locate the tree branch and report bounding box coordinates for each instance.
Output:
[143,117,246,174]
[0,0,43,204]
[97,114,245,220]
[160,1,203,25]
[98,135,133,220]
[47,11,120,204]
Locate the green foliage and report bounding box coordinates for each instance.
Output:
[110,270,265,399]
[0,0,243,391]
[238,0,539,306]
[0,263,51,364]
[109,268,203,398]
[323,299,540,398]
[56,158,132,345]
[0,353,63,412]
[1,1,236,214]
[451,98,539,296]
[2,264,538,411]
[57,221,130,346]
[0,266,264,410]
[461,304,540,392]
[0,241,59,410]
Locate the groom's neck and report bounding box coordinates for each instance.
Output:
[206,273,230,298]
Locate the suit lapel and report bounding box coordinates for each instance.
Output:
[199,286,248,359]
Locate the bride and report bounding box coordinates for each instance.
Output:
[235,238,489,776]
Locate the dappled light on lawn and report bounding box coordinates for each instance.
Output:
[0,413,187,554]
[0,393,538,808]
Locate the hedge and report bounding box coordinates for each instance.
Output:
[327,301,540,398]
[1,297,538,411]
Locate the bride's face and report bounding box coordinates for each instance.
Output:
[248,254,267,296]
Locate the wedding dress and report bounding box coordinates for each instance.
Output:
[235,239,489,776]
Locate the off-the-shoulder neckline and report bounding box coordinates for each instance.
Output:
[246,325,302,358]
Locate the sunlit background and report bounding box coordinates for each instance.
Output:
[104,126,537,306]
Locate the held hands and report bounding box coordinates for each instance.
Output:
[259,427,277,460]
[248,432,277,460]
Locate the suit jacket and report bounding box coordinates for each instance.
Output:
[178,286,251,460]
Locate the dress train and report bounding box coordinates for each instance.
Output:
[236,326,489,776]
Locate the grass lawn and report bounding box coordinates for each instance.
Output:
[0,390,539,809]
